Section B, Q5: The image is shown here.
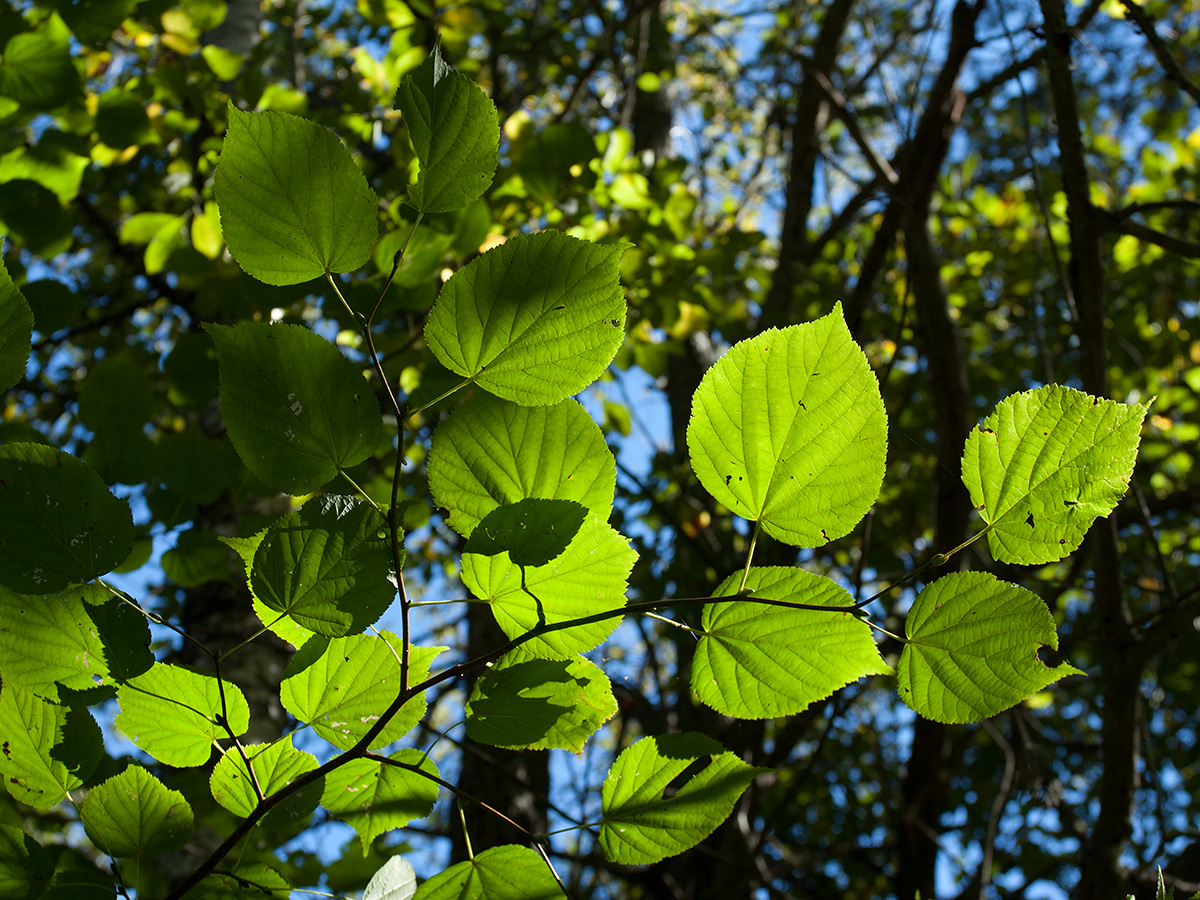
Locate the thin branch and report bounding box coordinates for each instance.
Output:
[1119,0,1200,107]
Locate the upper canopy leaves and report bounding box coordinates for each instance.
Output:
[898,571,1083,723]
[687,303,886,548]
[0,443,133,593]
[424,231,629,405]
[207,323,384,495]
[961,385,1146,564]
[214,104,379,285]
[394,42,498,213]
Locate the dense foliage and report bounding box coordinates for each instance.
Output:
[0,1,1198,899]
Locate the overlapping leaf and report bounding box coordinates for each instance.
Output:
[898,572,1082,723]
[215,104,378,285]
[465,647,616,752]
[224,530,317,648]
[687,303,886,547]
[115,664,250,767]
[599,733,768,865]
[0,825,52,900]
[961,385,1147,564]
[321,750,439,852]
[461,513,634,658]
[411,845,565,900]
[280,634,441,750]
[210,740,322,829]
[79,766,194,858]
[394,42,498,213]
[692,568,891,718]
[0,443,134,593]
[424,231,629,405]
[0,245,32,392]
[197,863,291,900]
[207,323,384,495]
[252,495,397,637]
[428,394,615,537]
[0,683,101,807]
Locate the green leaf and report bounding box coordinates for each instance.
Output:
[394,42,498,213]
[55,0,139,46]
[686,303,887,548]
[427,394,615,538]
[898,571,1083,723]
[0,683,101,807]
[161,529,234,588]
[196,863,290,900]
[207,323,384,494]
[465,647,616,752]
[37,853,116,900]
[411,845,565,900]
[465,500,586,567]
[692,568,891,718]
[214,104,379,285]
[115,663,250,766]
[0,585,151,698]
[518,122,597,202]
[76,352,154,432]
[79,766,194,858]
[280,634,441,750]
[0,18,80,111]
[363,857,417,900]
[0,443,134,593]
[0,245,33,393]
[224,530,317,648]
[252,495,397,636]
[209,740,322,829]
[22,279,84,336]
[0,825,53,900]
[961,385,1147,564]
[599,733,768,865]
[424,231,629,405]
[320,750,439,852]
[461,513,634,658]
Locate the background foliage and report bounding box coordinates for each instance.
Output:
[1,0,1199,898]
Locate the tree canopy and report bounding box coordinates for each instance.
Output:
[0,1,1198,899]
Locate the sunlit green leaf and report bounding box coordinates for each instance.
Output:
[80,766,194,858]
[428,394,615,538]
[321,750,439,852]
[394,42,498,213]
[898,572,1083,723]
[599,733,768,865]
[686,303,886,548]
[465,647,616,752]
[115,663,250,767]
[411,845,565,900]
[0,242,33,393]
[692,568,891,718]
[0,443,134,593]
[215,104,378,285]
[961,385,1147,564]
[424,231,629,405]
[0,18,80,111]
[0,683,100,808]
[210,739,322,829]
[207,323,384,495]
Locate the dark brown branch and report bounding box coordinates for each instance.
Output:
[1118,0,1200,107]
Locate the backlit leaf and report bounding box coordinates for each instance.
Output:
[898,572,1083,723]
[0,247,32,392]
[80,766,193,858]
[692,568,891,718]
[321,750,439,852]
[210,739,322,829]
[363,856,417,900]
[411,845,565,900]
[0,683,101,807]
[0,825,53,900]
[686,303,886,548]
[961,385,1147,564]
[207,323,384,495]
[424,231,629,405]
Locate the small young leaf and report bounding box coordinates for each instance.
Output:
[214,104,378,285]
[207,323,384,495]
[599,733,768,865]
[252,495,398,637]
[411,845,566,900]
[687,303,886,548]
[461,513,634,658]
[80,766,194,858]
[0,443,134,593]
[363,856,417,900]
[0,683,101,808]
[115,663,250,767]
[692,568,891,719]
[394,42,498,213]
[0,247,33,393]
[465,499,587,568]
[210,740,322,829]
[280,634,441,751]
[428,394,616,538]
[898,571,1083,723]
[424,231,629,405]
[961,385,1147,564]
[465,647,617,752]
[0,825,53,900]
[320,750,439,853]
